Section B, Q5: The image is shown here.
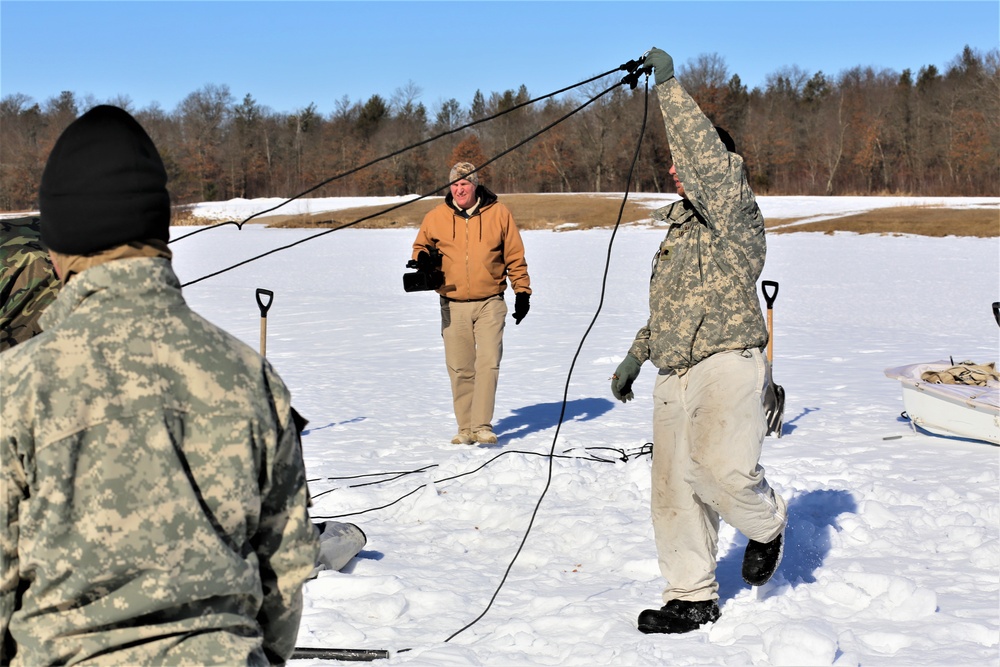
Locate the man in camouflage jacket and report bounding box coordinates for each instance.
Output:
[611,49,787,634]
[0,105,319,665]
[0,216,60,352]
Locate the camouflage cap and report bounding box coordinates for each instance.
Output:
[449,162,479,186]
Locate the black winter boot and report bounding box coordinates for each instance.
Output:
[742,532,784,586]
[637,599,720,634]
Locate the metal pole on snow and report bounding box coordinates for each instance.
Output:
[291,647,390,661]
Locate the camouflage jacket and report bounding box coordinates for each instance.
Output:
[0,258,319,666]
[0,216,60,352]
[628,78,768,371]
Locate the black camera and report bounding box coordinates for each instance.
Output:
[403,246,444,292]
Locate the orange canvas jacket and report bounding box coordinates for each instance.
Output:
[411,186,531,301]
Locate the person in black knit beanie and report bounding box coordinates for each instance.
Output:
[38,104,171,255]
[2,105,322,665]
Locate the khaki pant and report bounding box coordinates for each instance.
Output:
[440,295,507,433]
[650,348,787,603]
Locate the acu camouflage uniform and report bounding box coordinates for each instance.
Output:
[0,217,60,352]
[632,77,786,605]
[0,257,319,665]
[628,81,767,369]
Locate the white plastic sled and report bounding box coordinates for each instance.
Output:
[885,361,999,445]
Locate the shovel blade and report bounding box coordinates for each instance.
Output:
[763,367,785,438]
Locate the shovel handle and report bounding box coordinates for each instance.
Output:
[256,289,273,358]
[761,280,778,364]
[256,289,274,319]
[761,280,779,310]
[993,301,999,327]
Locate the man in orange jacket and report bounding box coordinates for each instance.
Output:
[410,162,532,445]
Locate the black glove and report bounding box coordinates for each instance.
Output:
[644,47,675,86]
[611,354,642,403]
[407,250,435,272]
[512,292,530,324]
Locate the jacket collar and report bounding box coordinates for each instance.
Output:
[40,257,180,330]
[445,184,499,216]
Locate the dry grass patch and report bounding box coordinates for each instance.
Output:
[767,206,999,237]
[259,199,438,229]
[493,194,651,230]
[172,209,213,226]
[258,193,652,230]
[172,196,998,237]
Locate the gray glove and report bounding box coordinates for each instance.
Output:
[644,47,675,85]
[611,354,642,403]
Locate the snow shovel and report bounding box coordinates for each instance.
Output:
[761,280,785,437]
[256,288,273,357]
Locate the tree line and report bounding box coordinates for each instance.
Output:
[1,46,997,212]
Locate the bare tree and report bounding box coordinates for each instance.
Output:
[177,84,233,200]
[1,46,997,211]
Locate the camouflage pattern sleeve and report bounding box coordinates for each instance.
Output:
[654,78,766,266]
[0,217,60,352]
[628,323,652,364]
[1,399,28,664]
[254,362,321,662]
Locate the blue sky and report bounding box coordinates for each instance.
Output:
[2,1,997,115]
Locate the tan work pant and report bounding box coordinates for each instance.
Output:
[440,295,507,433]
[651,348,787,603]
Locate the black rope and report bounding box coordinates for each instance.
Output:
[296,439,649,660]
[308,464,438,483]
[308,465,438,501]
[307,447,628,520]
[283,53,653,659]
[178,67,645,288]
[442,74,652,645]
[561,444,653,463]
[170,61,644,244]
[312,484,426,520]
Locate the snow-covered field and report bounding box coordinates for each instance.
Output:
[169,195,999,666]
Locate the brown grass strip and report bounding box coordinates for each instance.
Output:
[252,193,651,231]
[173,195,998,237]
[767,206,999,237]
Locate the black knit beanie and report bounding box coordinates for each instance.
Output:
[39,105,170,254]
